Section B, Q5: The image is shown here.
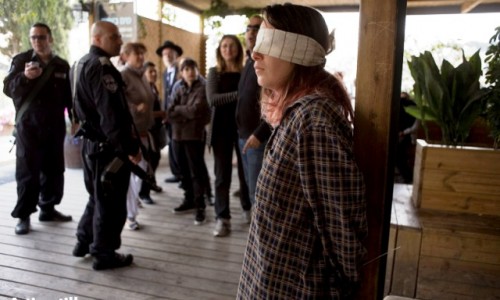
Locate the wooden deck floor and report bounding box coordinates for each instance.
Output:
[0,150,249,300]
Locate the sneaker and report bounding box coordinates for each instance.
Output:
[194,209,206,225]
[73,242,90,257]
[92,252,133,271]
[127,219,140,230]
[213,218,231,237]
[172,201,195,214]
[242,210,251,224]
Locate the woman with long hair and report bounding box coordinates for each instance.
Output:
[237,4,367,299]
[206,35,251,237]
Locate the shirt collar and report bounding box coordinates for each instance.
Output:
[30,50,54,65]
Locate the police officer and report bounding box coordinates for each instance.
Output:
[3,23,73,235]
[71,21,141,271]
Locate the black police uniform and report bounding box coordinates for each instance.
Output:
[3,49,72,220]
[73,46,140,258]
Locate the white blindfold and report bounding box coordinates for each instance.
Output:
[253,28,326,66]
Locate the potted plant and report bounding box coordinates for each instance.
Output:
[406,50,484,146]
[63,108,83,169]
[483,26,500,149]
[406,50,500,214]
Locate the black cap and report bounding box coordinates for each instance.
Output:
[156,40,183,57]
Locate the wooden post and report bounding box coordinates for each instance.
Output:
[199,15,206,76]
[354,0,407,298]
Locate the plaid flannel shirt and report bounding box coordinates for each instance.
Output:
[238,94,367,299]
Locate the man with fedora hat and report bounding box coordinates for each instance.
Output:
[156,40,183,183]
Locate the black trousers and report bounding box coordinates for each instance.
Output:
[11,122,65,219]
[75,140,130,256]
[174,140,209,209]
[166,124,182,178]
[395,135,414,184]
[212,130,251,220]
[139,141,161,198]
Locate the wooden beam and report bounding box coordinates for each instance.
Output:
[354,0,407,298]
[461,0,483,12]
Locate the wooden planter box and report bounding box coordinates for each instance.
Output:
[412,139,500,216]
[387,184,500,299]
[389,140,500,298]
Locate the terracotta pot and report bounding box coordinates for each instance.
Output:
[64,135,83,169]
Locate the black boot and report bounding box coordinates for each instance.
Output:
[92,252,134,271]
[15,217,30,235]
[172,200,195,214]
[39,209,72,222]
[72,242,90,257]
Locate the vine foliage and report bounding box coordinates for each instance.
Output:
[202,0,260,19]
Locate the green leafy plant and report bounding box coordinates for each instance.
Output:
[483,26,500,149]
[406,50,485,146]
[0,0,73,58]
[202,0,260,19]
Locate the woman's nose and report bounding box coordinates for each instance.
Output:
[251,51,261,61]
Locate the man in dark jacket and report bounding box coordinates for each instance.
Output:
[3,23,73,235]
[71,21,141,270]
[235,15,271,219]
[156,40,183,183]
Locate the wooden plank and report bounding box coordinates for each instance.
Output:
[417,256,500,299]
[0,266,167,300]
[0,149,248,300]
[0,253,234,299]
[386,184,422,297]
[412,139,500,212]
[418,210,500,237]
[421,170,500,196]
[417,280,497,300]
[420,227,500,265]
[461,0,483,13]
[411,140,426,208]
[384,296,419,300]
[422,144,500,174]
[392,184,421,229]
[0,232,242,279]
[0,280,71,300]
[390,226,421,297]
[385,204,398,296]
[419,256,500,288]
[354,0,407,298]
[418,189,500,215]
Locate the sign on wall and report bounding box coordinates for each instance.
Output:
[98,0,137,43]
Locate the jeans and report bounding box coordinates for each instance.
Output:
[238,138,266,205]
[212,132,251,219]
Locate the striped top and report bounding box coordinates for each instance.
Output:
[237,94,367,299]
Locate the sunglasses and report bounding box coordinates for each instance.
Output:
[30,35,48,41]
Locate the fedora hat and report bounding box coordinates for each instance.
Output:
[156,40,183,57]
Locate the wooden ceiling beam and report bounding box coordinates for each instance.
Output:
[461,0,483,12]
